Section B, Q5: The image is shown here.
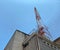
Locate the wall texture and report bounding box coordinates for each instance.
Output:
[23,35,60,50]
[23,35,38,50]
[4,30,28,50]
[4,30,60,50]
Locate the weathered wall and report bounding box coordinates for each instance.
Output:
[54,38,60,48]
[23,36,38,50]
[4,31,60,50]
[23,35,60,50]
[38,37,60,50]
[12,30,25,50]
[4,30,28,50]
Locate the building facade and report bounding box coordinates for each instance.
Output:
[4,30,29,50]
[53,37,60,48]
[4,30,60,50]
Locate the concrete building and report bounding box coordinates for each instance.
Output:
[4,30,29,50]
[53,37,60,48]
[4,30,60,50]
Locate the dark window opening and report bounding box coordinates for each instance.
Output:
[23,42,29,48]
[47,43,49,45]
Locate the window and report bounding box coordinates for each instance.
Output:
[23,42,29,48]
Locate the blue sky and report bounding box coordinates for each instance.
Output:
[0,0,60,50]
